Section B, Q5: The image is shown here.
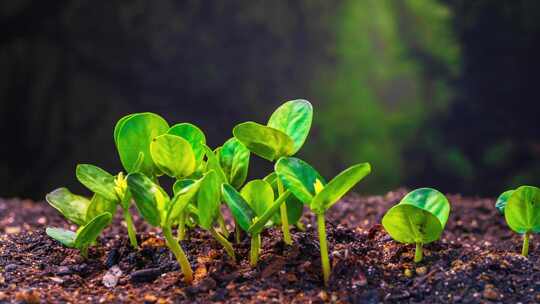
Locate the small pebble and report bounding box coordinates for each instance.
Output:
[130,268,162,283]
[5,264,18,272]
[15,289,40,304]
[416,266,427,276]
[404,269,413,278]
[102,266,123,288]
[5,226,21,234]
[143,294,158,303]
[483,284,499,301]
[56,266,72,276]
[319,290,329,301]
[50,277,64,283]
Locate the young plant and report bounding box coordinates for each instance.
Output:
[496,186,540,257]
[221,181,291,267]
[382,188,450,263]
[127,172,204,284]
[275,157,371,285]
[45,188,113,258]
[233,99,312,245]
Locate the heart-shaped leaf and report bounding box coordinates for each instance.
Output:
[382,188,450,244]
[218,138,250,189]
[46,188,90,226]
[76,164,118,202]
[168,123,206,164]
[504,186,540,234]
[275,157,325,204]
[46,227,76,247]
[221,184,256,232]
[116,112,169,176]
[127,172,168,227]
[196,170,220,230]
[496,189,515,215]
[74,212,113,249]
[311,163,371,213]
[240,180,274,217]
[150,134,196,178]
[233,122,294,161]
[86,194,117,223]
[114,113,135,146]
[248,190,291,235]
[264,172,304,224]
[267,99,313,154]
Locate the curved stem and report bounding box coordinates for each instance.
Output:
[176,212,186,241]
[217,211,230,238]
[80,245,89,259]
[209,226,236,263]
[163,225,193,284]
[277,177,292,245]
[234,220,242,244]
[250,233,261,267]
[123,208,138,248]
[317,213,330,286]
[522,232,530,257]
[414,242,423,263]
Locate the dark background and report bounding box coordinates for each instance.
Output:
[1,0,539,200]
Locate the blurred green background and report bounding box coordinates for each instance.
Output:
[1,0,539,199]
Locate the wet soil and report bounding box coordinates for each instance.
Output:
[1,189,539,303]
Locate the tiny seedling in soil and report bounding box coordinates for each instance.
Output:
[496,185,540,257]
[233,99,312,245]
[382,188,451,263]
[274,156,371,285]
[45,188,113,258]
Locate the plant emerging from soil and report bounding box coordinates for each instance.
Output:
[382,188,450,263]
[496,185,540,257]
[274,157,371,285]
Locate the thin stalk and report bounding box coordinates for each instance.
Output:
[123,208,138,248]
[217,211,230,238]
[235,221,242,244]
[522,232,530,257]
[250,233,261,267]
[414,242,423,263]
[176,212,186,241]
[296,221,306,231]
[317,213,330,286]
[209,226,236,263]
[163,225,193,284]
[277,177,292,245]
[81,245,89,259]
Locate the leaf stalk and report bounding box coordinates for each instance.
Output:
[209,226,236,263]
[414,242,423,263]
[317,213,330,286]
[163,225,193,284]
[250,233,261,267]
[277,177,292,245]
[522,232,530,257]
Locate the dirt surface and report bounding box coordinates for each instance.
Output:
[1,189,539,303]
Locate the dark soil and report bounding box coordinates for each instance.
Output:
[1,189,539,303]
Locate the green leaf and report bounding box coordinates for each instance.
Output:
[46,227,76,247]
[76,164,118,202]
[233,122,294,161]
[496,189,514,215]
[267,99,313,154]
[166,179,202,226]
[114,113,135,146]
[382,188,450,244]
[311,163,371,213]
[74,212,113,249]
[196,171,220,230]
[168,123,206,165]
[504,186,540,234]
[274,157,325,204]
[240,180,274,217]
[46,188,90,226]
[203,145,228,185]
[116,112,169,176]
[218,138,250,189]
[221,184,256,232]
[86,194,117,223]
[173,179,196,195]
[248,190,291,235]
[264,172,303,224]
[127,173,167,227]
[150,134,196,178]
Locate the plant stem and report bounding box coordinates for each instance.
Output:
[209,226,236,263]
[163,225,193,284]
[317,213,330,286]
[81,245,89,259]
[235,220,242,244]
[217,211,230,238]
[176,212,186,241]
[414,242,423,263]
[250,233,261,267]
[123,208,138,248]
[522,232,530,257]
[296,221,306,231]
[277,177,292,245]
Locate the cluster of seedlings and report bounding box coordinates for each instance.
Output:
[45,99,539,286]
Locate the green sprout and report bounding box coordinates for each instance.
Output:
[221,181,291,267]
[45,188,113,258]
[496,186,540,257]
[382,188,451,264]
[233,99,313,245]
[274,157,371,285]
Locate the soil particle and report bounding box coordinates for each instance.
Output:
[130,268,163,283]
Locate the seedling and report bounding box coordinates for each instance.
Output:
[275,157,371,285]
[221,181,291,267]
[233,99,313,245]
[382,188,450,263]
[496,186,540,256]
[45,188,113,258]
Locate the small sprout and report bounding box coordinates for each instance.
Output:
[499,186,540,257]
[217,138,250,190]
[275,157,371,285]
[495,189,515,214]
[150,134,196,178]
[382,188,451,263]
[45,188,113,258]
[233,99,313,245]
